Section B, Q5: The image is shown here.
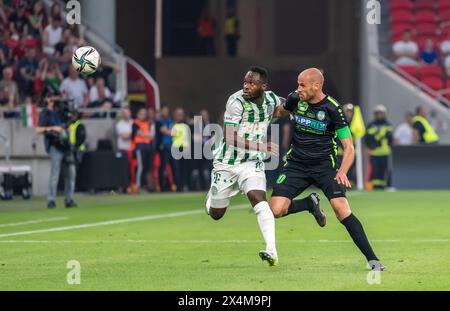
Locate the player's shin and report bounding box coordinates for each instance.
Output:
[254,201,277,256]
[340,213,379,262]
[285,197,312,216]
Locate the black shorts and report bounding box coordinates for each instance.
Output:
[272,158,346,201]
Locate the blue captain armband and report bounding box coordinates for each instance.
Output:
[336,126,352,139]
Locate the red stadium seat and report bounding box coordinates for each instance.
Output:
[416,23,437,37]
[446,80,450,88]
[414,0,435,11]
[420,76,444,90]
[397,65,419,79]
[415,10,437,24]
[392,22,414,40]
[440,25,450,39]
[391,10,414,23]
[419,64,442,78]
[438,10,450,23]
[438,0,450,11]
[391,0,413,11]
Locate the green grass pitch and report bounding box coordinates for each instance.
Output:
[0,190,449,290]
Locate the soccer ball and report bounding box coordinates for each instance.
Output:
[72,46,101,75]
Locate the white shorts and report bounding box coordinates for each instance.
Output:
[208,160,266,208]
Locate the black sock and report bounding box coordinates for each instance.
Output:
[341,213,379,262]
[285,197,312,216]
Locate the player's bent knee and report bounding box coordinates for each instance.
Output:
[330,197,351,221]
[269,196,290,218]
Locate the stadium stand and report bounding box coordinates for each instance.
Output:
[389,0,450,104]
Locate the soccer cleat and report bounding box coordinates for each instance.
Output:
[65,200,78,208]
[47,201,56,209]
[368,260,386,271]
[309,193,326,227]
[259,251,278,266]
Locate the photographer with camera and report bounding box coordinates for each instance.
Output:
[36,91,78,209]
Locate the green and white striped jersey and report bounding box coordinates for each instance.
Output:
[213,90,282,165]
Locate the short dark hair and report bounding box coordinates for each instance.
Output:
[249,66,268,83]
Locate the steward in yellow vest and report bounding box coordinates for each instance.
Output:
[364,105,393,189]
[412,106,439,144]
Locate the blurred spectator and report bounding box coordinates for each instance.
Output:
[155,106,176,192]
[43,15,63,55]
[393,111,413,145]
[60,66,88,109]
[116,106,134,191]
[440,32,450,57]
[197,8,215,56]
[0,0,11,26]
[17,47,39,96]
[0,85,18,118]
[444,54,450,78]
[0,30,11,64]
[8,2,28,39]
[393,31,418,66]
[40,59,63,95]
[131,107,154,192]
[89,77,112,104]
[49,2,62,22]
[91,57,120,90]
[412,106,439,144]
[28,0,46,38]
[420,38,438,65]
[12,35,27,61]
[0,66,19,103]
[365,105,393,190]
[190,109,212,190]
[116,106,133,152]
[88,77,116,117]
[54,28,72,56]
[171,107,190,192]
[224,9,240,57]
[57,42,76,76]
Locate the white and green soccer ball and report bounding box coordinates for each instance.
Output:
[72,46,101,75]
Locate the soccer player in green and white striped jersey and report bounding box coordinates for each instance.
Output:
[205,67,281,266]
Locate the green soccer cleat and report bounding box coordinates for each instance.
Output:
[259,251,278,266]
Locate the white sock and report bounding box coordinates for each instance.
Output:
[254,201,277,257]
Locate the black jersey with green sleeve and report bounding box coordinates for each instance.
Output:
[283,91,351,162]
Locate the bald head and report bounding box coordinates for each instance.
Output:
[296,67,326,103]
[299,68,324,86]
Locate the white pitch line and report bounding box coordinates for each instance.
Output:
[0,204,250,238]
[0,239,448,244]
[0,217,67,228]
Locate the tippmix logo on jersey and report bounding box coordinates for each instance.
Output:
[295,115,327,132]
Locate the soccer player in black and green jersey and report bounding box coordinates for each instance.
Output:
[271,68,384,271]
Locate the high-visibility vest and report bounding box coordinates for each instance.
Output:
[133,120,152,145]
[225,17,237,35]
[172,123,190,148]
[366,123,393,156]
[412,115,439,144]
[69,120,86,152]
